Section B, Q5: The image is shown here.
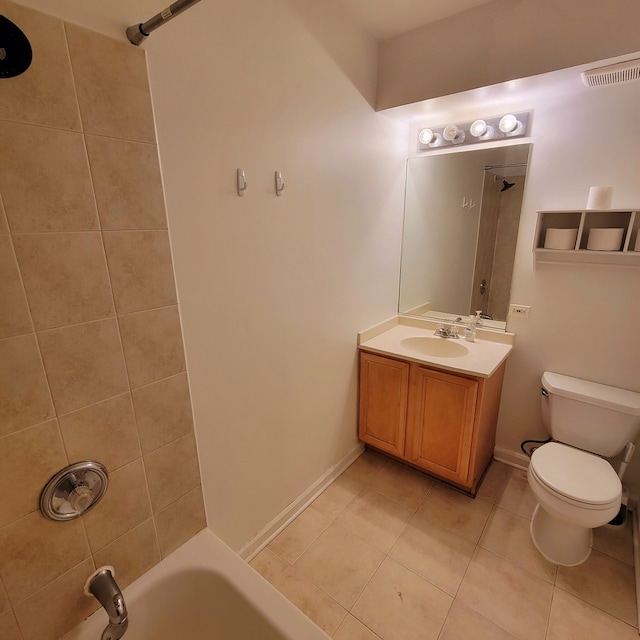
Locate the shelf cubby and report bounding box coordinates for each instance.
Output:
[533,209,640,266]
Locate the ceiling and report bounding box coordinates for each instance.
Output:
[333,0,495,40]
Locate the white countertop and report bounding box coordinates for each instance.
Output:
[358,317,514,378]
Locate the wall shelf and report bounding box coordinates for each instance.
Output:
[533,209,640,266]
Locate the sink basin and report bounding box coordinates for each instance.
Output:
[359,319,514,377]
[400,336,470,358]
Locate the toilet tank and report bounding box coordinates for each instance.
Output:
[541,371,640,457]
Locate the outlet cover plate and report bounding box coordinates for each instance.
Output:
[509,304,531,317]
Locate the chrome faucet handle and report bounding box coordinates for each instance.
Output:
[434,324,448,337]
[434,324,459,338]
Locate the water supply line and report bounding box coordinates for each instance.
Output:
[520,437,552,458]
[618,442,636,481]
[126,0,202,46]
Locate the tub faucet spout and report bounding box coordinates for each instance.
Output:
[86,567,128,640]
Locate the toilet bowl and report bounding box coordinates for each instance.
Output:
[525,372,640,566]
[527,442,621,565]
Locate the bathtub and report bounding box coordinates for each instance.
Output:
[63,529,331,640]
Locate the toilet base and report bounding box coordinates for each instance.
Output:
[530,504,593,566]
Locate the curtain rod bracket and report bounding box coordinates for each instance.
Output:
[126,0,202,46]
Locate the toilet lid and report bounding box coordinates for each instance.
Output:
[530,442,621,505]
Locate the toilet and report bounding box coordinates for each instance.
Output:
[527,371,640,566]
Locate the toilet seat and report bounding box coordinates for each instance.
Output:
[530,442,621,507]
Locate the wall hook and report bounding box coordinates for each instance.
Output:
[275,171,285,196]
[237,168,248,197]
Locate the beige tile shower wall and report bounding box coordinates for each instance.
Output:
[488,180,524,321]
[0,2,205,639]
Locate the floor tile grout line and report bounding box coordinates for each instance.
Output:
[552,582,639,629]
[543,577,560,640]
[477,504,558,586]
[355,484,426,521]
[279,513,391,616]
[365,481,434,514]
[263,455,639,639]
[311,485,363,524]
[476,544,559,587]
[349,614,384,640]
[434,596,456,640]
[264,552,349,635]
[343,550,387,620]
[449,591,525,640]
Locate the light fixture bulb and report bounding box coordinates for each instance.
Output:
[470,120,487,137]
[429,133,444,147]
[442,124,460,141]
[499,114,518,133]
[418,128,434,145]
[481,125,495,139]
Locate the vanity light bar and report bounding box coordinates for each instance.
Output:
[417,112,530,151]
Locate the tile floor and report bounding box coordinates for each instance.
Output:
[249,449,638,640]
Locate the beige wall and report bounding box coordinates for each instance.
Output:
[143,0,408,550]
[377,0,640,109]
[487,70,640,481]
[399,60,640,488]
[0,3,204,638]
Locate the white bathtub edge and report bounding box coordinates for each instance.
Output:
[151,529,332,639]
[238,442,365,561]
[63,527,333,640]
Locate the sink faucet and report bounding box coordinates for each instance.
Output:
[86,567,128,640]
[434,324,459,339]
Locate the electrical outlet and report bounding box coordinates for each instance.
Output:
[509,304,531,318]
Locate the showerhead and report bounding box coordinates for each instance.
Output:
[0,15,32,79]
[501,179,516,192]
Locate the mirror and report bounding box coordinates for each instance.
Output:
[398,143,530,330]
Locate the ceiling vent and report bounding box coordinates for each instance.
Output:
[582,59,640,88]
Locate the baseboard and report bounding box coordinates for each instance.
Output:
[493,445,530,470]
[238,443,365,561]
[632,506,640,634]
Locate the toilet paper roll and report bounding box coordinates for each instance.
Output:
[587,228,624,251]
[544,228,578,250]
[586,186,613,210]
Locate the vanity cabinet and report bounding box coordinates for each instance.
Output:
[358,351,506,494]
[358,353,409,457]
[405,366,478,486]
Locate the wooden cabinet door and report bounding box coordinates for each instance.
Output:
[358,352,409,457]
[406,365,478,486]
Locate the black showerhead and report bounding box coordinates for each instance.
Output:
[0,15,33,79]
[501,179,516,192]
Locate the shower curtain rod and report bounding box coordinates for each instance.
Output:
[484,162,528,170]
[126,0,202,46]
